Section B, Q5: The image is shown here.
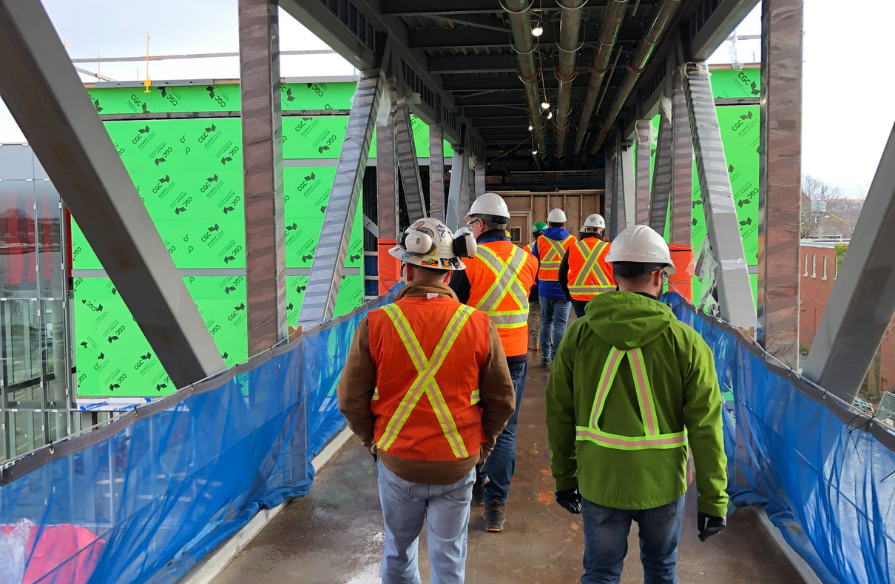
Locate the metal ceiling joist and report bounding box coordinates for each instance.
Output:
[685,62,756,330]
[381,0,660,16]
[408,23,641,50]
[471,116,532,128]
[281,0,475,147]
[429,53,594,75]
[0,0,226,387]
[688,0,761,61]
[802,123,895,403]
[298,73,383,327]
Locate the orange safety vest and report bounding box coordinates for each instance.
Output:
[537,234,576,281]
[566,238,616,301]
[523,241,535,256]
[465,240,539,357]
[367,297,491,461]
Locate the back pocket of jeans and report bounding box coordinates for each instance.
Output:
[379,468,415,502]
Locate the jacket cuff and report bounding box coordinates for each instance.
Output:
[697,497,729,518]
[553,475,578,492]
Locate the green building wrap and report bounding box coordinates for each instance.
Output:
[73,81,381,399]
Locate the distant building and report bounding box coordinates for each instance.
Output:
[800,241,895,398]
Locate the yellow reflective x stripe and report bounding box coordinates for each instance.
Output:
[377,304,473,458]
[572,241,613,289]
[474,246,529,328]
[540,237,568,267]
[471,389,481,405]
[372,387,379,401]
[581,346,687,451]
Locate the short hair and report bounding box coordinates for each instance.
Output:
[473,214,508,230]
[415,264,450,277]
[612,262,665,286]
[549,221,564,228]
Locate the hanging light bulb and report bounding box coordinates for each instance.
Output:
[541,100,550,110]
[528,124,534,131]
[531,23,544,37]
[547,110,553,120]
[532,148,539,155]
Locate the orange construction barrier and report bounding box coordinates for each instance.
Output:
[378,239,401,295]
[668,243,694,302]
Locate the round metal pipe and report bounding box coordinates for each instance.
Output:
[504,0,547,156]
[571,0,629,156]
[554,0,587,159]
[589,0,680,155]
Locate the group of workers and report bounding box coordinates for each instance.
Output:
[337,192,728,584]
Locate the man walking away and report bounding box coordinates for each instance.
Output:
[524,222,546,351]
[530,208,576,367]
[450,193,539,532]
[559,214,615,318]
[338,218,516,584]
[546,225,728,584]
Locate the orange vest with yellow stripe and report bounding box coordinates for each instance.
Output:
[567,238,616,301]
[367,297,490,462]
[537,234,576,281]
[464,240,539,357]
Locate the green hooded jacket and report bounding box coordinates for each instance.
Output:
[545,291,728,517]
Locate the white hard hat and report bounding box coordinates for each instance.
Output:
[465,192,510,222]
[547,208,567,223]
[582,213,606,231]
[605,225,675,274]
[389,217,476,271]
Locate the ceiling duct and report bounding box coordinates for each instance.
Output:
[553,0,587,159]
[504,0,548,157]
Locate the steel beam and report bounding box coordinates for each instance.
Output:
[429,124,445,221]
[803,123,895,402]
[376,101,400,295]
[279,0,378,70]
[604,148,616,234]
[620,143,636,229]
[382,0,659,15]
[756,0,802,369]
[0,0,225,386]
[239,0,288,355]
[634,120,652,225]
[475,160,486,198]
[649,101,673,234]
[408,23,639,50]
[685,63,756,330]
[445,148,468,231]
[669,69,692,245]
[689,0,761,61]
[298,74,382,326]
[394,104,427,220]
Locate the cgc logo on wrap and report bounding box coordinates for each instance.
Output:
[125,93,152,114]
[218,240,244,265]
[206,85,234,109]
[158,86,183,108]
[285,221,307,249]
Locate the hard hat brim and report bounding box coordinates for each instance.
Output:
[388,245,467,270]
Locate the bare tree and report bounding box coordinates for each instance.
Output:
[801,175,843,238]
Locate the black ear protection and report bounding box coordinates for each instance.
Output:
[453,227,477,258]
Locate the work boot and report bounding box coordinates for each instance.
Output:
[541,356,550,368]
[484,503,506,532]
[472,476,485,507]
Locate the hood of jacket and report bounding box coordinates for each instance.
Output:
[543,227,570,240]
[584,291,676,350]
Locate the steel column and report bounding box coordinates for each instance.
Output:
[445,148,468,231]
[634,120,652,225]
[620,143,636,229]
[802,124,895,402]
[669,69,692,246]
[604,148,616,233]
[239,0,288,354]
[429,124,445,221]
[474,159,486,198]
[0,0,225,386]
[649,101,674,234]
[394,104,427,221]
[298,74,382,326]
[376,105,400,295]
[685,63,756,330]
[756,0,802,369]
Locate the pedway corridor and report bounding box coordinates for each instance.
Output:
[214,358,804,584]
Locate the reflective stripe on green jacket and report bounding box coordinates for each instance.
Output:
[545,291,729,517]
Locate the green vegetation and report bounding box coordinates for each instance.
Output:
[835,243,848,272]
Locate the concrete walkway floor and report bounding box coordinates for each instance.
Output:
[214,356,804,584]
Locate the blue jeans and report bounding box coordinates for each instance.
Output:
[580,497,685,584]
[539,296,571,360]
[378,462,475,584]
[480,360,527,506]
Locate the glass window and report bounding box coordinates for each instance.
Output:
[823,256,828,280]
[812,255,816,278]
[804,254,808,276]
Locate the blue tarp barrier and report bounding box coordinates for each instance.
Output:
[665,292,895,584]
[0,287,398,584]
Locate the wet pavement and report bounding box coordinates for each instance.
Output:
[214,354,804,584]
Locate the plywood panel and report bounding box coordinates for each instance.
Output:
[505,195,532,213]
[533,196,549,226]
[566,195,581,235]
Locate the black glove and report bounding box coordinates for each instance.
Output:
[370,444,379,463]
[697,512,726,542]
[555,488,582,515]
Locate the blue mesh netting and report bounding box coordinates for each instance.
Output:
[665,292,895,584]
[0,288,398,584]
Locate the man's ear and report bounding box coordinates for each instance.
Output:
[653,270,664,287]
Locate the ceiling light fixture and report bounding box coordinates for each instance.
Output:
[541,101,550,110]
[532,148,539,155]
[547,111,553,120]
[532,24,544,37]
[528,124,534,131]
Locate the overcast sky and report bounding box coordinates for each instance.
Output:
[1,0,892,198]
